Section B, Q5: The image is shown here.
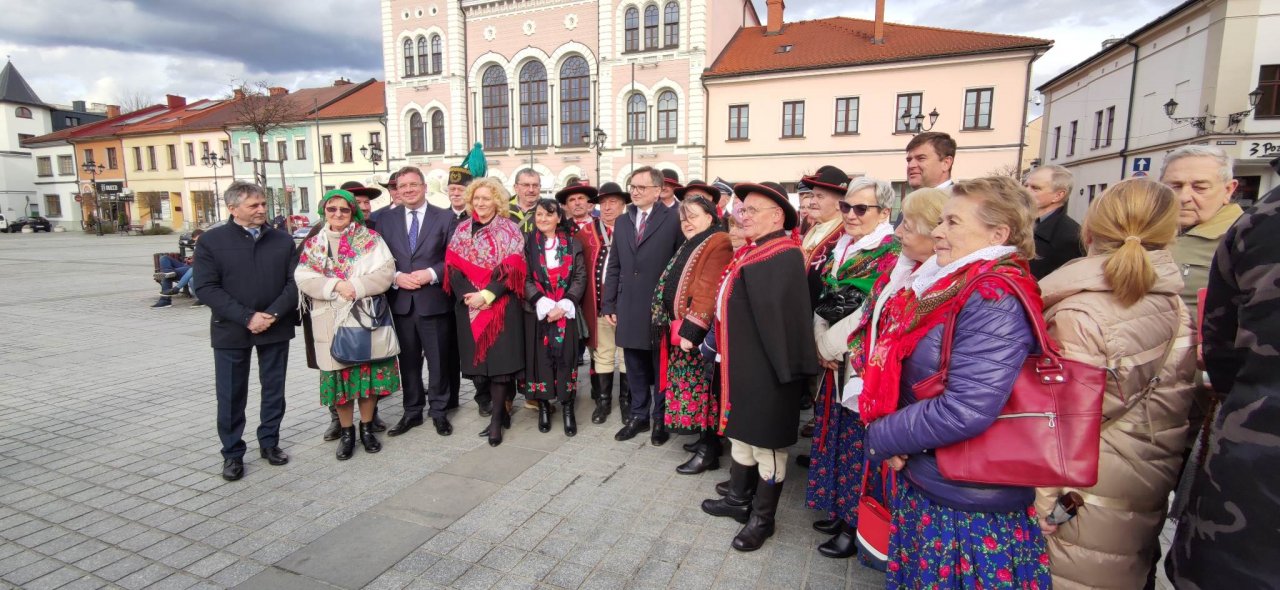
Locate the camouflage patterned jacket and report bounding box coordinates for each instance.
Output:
[1167,184,1280,589]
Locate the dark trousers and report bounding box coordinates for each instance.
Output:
[443,309,462,409]
[214,341,289,460]
[472,376,493,409]
[623,347,662,422]
[394,311,453,420]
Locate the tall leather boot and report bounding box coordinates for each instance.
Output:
[335,426,356,460]
[358,421,382,453]
[591,373,613,424]
[677,431,722,475]
[701,461,755,524]
[537,400,552,433]
[731,478,783,552]
[716,463,759,497]
[617,375,631,425]
[588,369,600,401]
[323,405,341,441]
[562,398,577,437]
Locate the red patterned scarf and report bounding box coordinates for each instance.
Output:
[443,216,526,363]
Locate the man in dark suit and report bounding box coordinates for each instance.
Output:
[380,166,459,436]
[1024,164,1084,279]
[193,181,298,482]
[603,166,684,445]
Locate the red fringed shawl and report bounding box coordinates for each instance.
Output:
[443,217,526,363]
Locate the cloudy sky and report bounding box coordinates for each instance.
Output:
[1,0,1183,112]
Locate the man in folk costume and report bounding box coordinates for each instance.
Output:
[578,182,630,424]
[556,181,596,235]
[700,181,820,552]
[660,169,682,208]
[446,166,472,222]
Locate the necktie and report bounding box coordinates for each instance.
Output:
[636,211,648,242]
[248,227,260,241]
[409,210,420,251]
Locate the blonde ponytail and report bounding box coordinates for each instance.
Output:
[1082,179,1178,306]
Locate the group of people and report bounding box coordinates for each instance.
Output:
[188,128,1276,588]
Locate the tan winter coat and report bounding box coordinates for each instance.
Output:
[296,229,396,371]
[1034,251,1197,590]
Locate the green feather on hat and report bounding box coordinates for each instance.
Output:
[449,142,488,186]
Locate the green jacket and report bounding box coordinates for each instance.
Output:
[1171,203,1243,319]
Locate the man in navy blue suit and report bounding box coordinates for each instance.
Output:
[379,166,459,437]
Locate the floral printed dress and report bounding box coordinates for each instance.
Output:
[521,232,586,403]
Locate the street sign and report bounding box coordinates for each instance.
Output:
[74,195,83,203]
[96,181,122,195]
[1132,158,1152,173]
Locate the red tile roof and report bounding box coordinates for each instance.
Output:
[21,105,168,146]
[705,17,1052,79]
[314,81,386,119]
[119,99,236,136]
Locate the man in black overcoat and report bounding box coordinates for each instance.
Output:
[1024,164,1084,279]
[700,181,819,553]
[602,166,684,445]
[379,166,460,437]
[193,181,298,482]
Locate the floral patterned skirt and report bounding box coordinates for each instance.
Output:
[319,358,400,407]
[887,480,1051,589]
[661,343,718,434]
[805,372,868,525]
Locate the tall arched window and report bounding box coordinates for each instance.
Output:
[644,5,659,50]
[664,2,679,47]
[482,66,510,150]
[430,110,445,154]
[409,112,425,153]
[656,91,677,142]
[416,37,428,77]
[627,94,648,143]
[559,56,590,147]
[624,7,639,52]
[403,39,415,77]
[430,35,442,75]
[519,62,549,148]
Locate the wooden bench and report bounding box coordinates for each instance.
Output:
[125,224,145,235]
[152,252,192,296]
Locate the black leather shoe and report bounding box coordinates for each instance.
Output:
[359,422,382,453]
[813,518,841,535]
[715,479,731,496]
[433,417,453,436]
[562,401,577,437]
[478,405,492,417]
[614,419,650,441]
[795,455,810,469]
[817,523,858,558]
[701,461,756,524]
[537,401,552,433]
[388,416,423,437]
[651,423,670,447]
[221,458,244,481]
[369,407,387,432]
[259,446,289,466]
[677,434,721,475]
[800,418,816,438]
[683,439,700,452]
[336,426,355,460]
[322,418,342,441]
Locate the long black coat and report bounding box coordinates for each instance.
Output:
[1031,207,1084,280]
[602,204,684,350]
[379,203,457,317]
[719,233,819,449]
[522,234,588,398]
[192,221,297,349]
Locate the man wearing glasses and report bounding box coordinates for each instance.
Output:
[604,166,685,445]
[512,168,542,233]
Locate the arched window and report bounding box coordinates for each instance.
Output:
[656,91,677,142]
[482,66,510,150]
[519,62,549,148]
[624,7,639,52]
[430,110,445,154]
[430,35,443,75]
[15,106,32,119]
[627,94,648,143]
[644,5,659,50]
[416,37,428,77]
[403,39,415,77]
[409,112,425,153]
[559,56,590,147]
[664,2,679,47]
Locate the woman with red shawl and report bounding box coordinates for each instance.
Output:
[445,177,527,447]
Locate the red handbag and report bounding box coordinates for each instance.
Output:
[912,272,1104,488]
[855,461,897,571]
[669,319,683,346]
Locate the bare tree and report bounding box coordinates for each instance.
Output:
[114,89,155,113]
[228,80,305,216]
[987,163,1024,180]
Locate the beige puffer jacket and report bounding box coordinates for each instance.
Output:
[1034,251,1196,590]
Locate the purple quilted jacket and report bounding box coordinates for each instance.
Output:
[864,290,1036,513]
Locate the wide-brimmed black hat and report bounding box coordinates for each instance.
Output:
[340,181,381,199]
[675,179,717,201]
[555,182,598,204]
[734,181,797,230]
[379,171,398,190]
[594,181,630,204]
[801,165,851,195]
[448,166,473,187]
[662,169,682,189]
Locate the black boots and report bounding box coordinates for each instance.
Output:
[359,422,381,453]
[813,518,841,535]
[677,432,722,475]
[563,400,577,437]
[369,404,387,432]
[701,461,756,524]
[617,377,631,425]
[537,400,552,433]
[591,373,613,424]
[323,406,341,441]
[336,426,356,460]
[817,521,858,558]
[732,478,783,552]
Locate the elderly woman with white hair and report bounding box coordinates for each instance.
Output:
[803,176,900,558]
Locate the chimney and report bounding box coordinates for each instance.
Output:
[873,0,886,44]
[268,86,289,97]
[333,78,352,86]
[72,100,86,112]
[106,105,121,118]
[766,0,784,34]
[233,88,246,100]
[166,94,186,109]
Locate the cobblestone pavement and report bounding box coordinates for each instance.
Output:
[0,232,887,590]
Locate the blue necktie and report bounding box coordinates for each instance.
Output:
[409,210,419,251]
[248,227,260,241]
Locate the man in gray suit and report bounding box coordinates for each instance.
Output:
[380,166,459,437]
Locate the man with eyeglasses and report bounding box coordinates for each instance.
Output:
[380,166,460,438]
[604,166,685,445]
[512,168,542,233]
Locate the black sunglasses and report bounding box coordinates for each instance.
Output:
[838,202,883,216]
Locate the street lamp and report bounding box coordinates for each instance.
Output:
[81,160,105,236]
[1163,86,1264,133]
[899,108,940,134]
[201,151,227,222]
[360,143,383,173]
[581,127,607,184]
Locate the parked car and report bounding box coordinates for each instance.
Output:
[8,216,52,232]
[179,220,224,256]
[0,213,9,232]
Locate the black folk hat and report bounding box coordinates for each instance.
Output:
[662,168,682,188]
[340,180,381,199]
[555,182,598,204]
[675,179,717,201]
[801,165,851,195]
[594,181,631,204]
[733,181,797,230]
[448,166,473,187]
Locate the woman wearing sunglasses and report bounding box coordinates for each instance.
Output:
[295,189,400,460]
